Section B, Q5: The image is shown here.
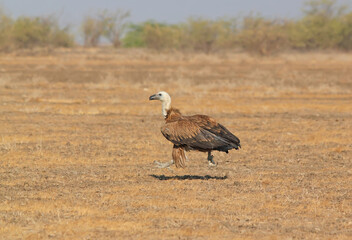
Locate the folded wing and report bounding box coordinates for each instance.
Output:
[161,115,240,152]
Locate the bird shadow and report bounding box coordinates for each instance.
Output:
[149,174,227,181]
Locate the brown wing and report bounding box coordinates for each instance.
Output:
[161,117,239,152]
[187,115,241,148]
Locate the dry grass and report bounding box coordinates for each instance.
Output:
[0,48,351,239]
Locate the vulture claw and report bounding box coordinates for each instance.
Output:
[154,160,174,169]
[207,153,217,167]
[208,161,217,167]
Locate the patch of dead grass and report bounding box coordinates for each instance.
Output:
[0,50,351,239]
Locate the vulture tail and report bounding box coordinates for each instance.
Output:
[217,124,241,150]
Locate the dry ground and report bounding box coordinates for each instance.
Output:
[0,49,351,239]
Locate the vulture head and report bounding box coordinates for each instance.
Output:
[149,91,171,118]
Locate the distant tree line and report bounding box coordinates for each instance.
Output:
[0,10,74,50]
[0,0,352,55]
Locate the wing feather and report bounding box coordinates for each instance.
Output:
[188,115,240,146]
[161,116,240,151]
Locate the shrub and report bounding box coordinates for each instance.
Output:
[122,19,237,52]
[122,22,184,50]
[122,23,146,48]
[142,22,183,50]
[338,12,352,50]
[82,15,105,47]
[12,17,48,48]
[211,18,238,50]
[0,9,13,50]
[237,16,289,55]
[101,9,130,48]
[182,18,236,53]
[114,0,352,54]
[288,0,347,50]
[50,26,75,47]
[12,16,74,48]
[82,9,130,47]
[291,16,344,49]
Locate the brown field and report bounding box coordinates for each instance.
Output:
[0,49,351,239]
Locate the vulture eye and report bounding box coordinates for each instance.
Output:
[158,93,162,96]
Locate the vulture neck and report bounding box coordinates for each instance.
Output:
[165,108,182,122]
[162,99,171,118]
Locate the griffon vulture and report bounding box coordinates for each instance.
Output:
[149,91,241,168]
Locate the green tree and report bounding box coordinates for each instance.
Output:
[122,23,146,48]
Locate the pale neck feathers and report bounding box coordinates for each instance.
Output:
[162,97,171,118]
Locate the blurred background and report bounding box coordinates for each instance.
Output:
[0,0,351,54]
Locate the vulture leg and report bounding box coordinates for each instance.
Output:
[154,160,174,169]
[172,146,186,168]
[207,151,217,166]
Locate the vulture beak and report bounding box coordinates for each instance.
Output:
[149,94,158,100]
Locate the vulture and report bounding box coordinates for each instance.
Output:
[149,91,241,168]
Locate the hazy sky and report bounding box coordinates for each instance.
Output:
[1,0,317,25]
[1,0,350,29]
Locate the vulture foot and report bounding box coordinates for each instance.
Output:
[207,152,217,167]
[154,160,174,169]
[208,161,217,167]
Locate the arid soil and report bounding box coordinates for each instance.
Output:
[0,49,351,239]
